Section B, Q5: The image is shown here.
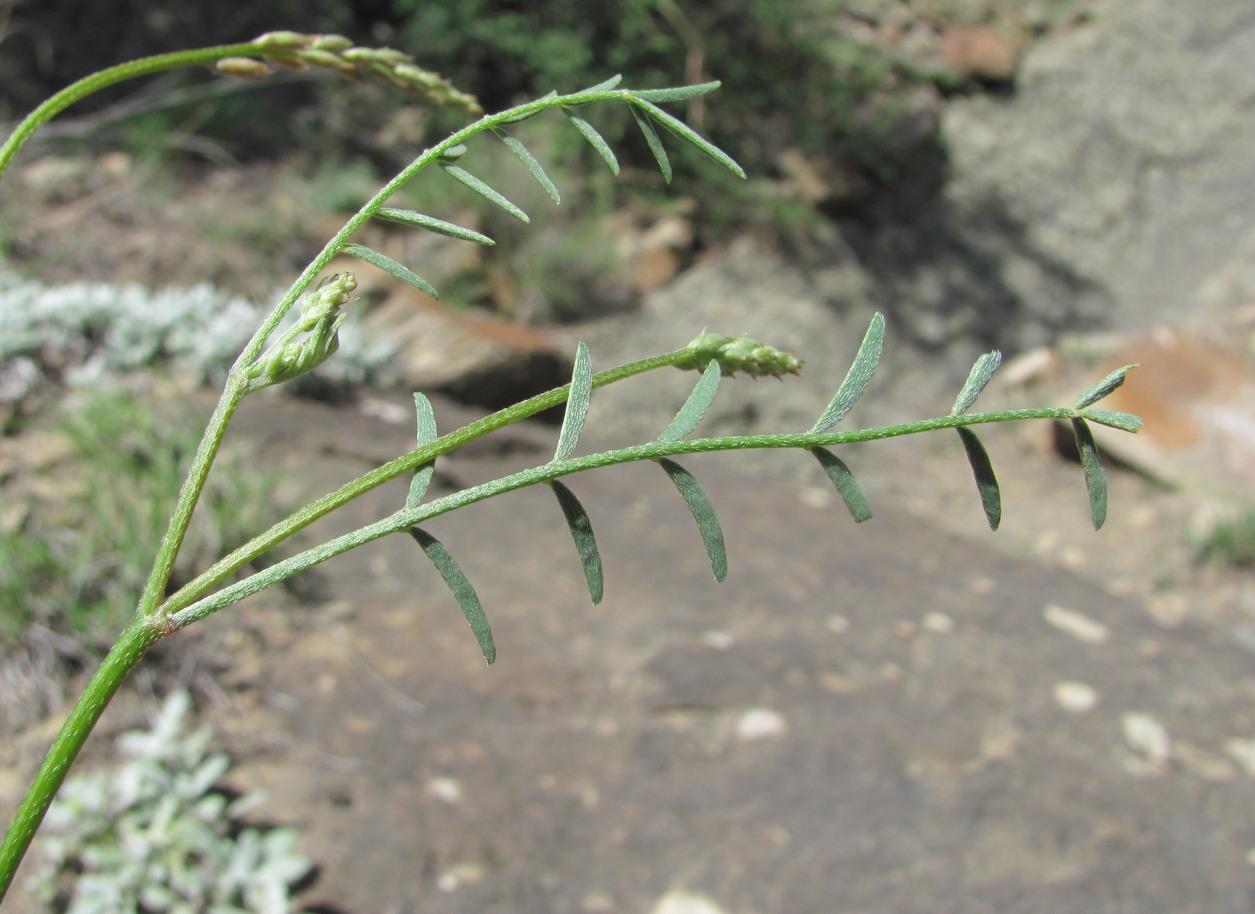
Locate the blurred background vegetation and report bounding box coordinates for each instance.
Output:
[0,0,1075,222]
[0,0,1085,325]
[0,1,1087,663]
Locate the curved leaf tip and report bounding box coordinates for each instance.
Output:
[550,480,604,604]
[1074,364,1137,409]
[628,97,746,180]
[952,350,1002,416]
[811,448,872,523]
[658,360,721,442]
[409,528,495,663]
[955,427,1001,530]
[658,459,727,582]
[810,312,884,433]
[344,244,438,298]
[1071,419,1108,530]
[554,342,592,462]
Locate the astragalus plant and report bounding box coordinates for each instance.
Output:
[0,31,1141,903]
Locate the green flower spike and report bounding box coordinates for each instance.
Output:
[246,273,357,392]
[675,332,803,379]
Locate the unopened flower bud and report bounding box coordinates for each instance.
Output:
[372,48,412,65]
[393,63,443,90]
[360,62,399,90]
[311,34,354,51]
[253,31,313,49]
[246,273,357,393]
[298,48,357,74]
[677,332,803,379]
[247,313,346,392]
[214,57,272,80]
[298,272,357,329]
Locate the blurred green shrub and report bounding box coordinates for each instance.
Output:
[389,0,931,181]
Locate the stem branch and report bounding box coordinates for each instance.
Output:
[169,406,1079,628]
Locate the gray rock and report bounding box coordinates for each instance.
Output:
[938,0,1255,340]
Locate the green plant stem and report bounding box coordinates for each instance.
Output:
[148,81,704,621]
[169,406,1087,629]
[138,381,248,629]
[0,616,163,904]
[0,72,732,902]
[0,43,262,178]
[159,351,687,618]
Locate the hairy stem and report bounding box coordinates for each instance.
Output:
[137,379,248,627]
[151,81,700,618]
[0,43,263,179]
[0,67,735,901]
[0,617,164,903]
[159,351,687,617]
[169,406,1085,628]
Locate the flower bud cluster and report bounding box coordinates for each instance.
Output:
[676,332,803,379]
[246,273,357,393]
[223,32,481,115]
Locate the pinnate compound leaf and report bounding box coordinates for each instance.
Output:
[811,312,885,433]
[658,458,727,582]
[632,82,722,103]
[406,392,437,508]
[493,129,561,204]
[409,528,495,664]
[376,208,494,246]
[549,480,604,604]
[441,164,529,222]
[628,98,746,179]
[952,350,1002,415]
[955,427,1001,530]
[630,106,672,183]
[344,244,438,297]
[554,342,592,462]
[1071,419,1108,530]
[1080,408,1143,433]
[563,110,620,175]
[811,448,872,523]
[658,360,721,442]
[1073,364,1137,409]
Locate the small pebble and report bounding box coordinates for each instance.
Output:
[1043,604,1109,644]
[736,708,787,741]
[1053,681,1098,713]
[701,630,735,650]
[650,891,730,914]
[1122,712,1170,765]
[1225,738,1255,777]
[426,776,463,804]
[437,861,485,892]
[826,615,850,634]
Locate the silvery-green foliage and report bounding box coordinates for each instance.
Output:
[30,691,310,914]
[0,270,394,405]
